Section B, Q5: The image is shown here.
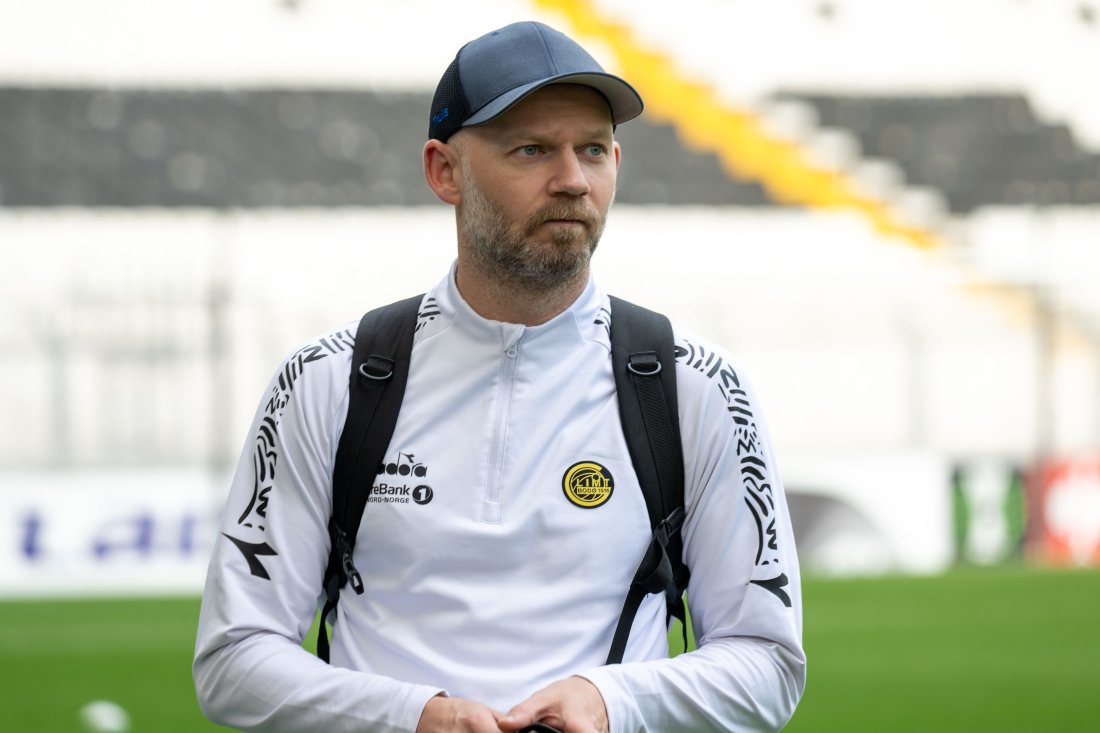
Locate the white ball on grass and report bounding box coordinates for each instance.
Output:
[79,700,131,733]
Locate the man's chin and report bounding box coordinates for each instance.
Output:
[509,246,592,289]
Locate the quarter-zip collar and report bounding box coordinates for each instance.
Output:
[433,261,610,354]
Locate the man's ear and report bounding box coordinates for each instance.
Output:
[423,140,462,205]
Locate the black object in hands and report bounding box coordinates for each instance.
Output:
[519,725,562,733]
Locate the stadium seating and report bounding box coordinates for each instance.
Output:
[782,93,1100,212]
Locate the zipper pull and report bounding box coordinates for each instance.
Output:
[503,325,523,358]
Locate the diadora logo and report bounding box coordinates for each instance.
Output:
[223,534,278,579]
[562,461,614,509]
[373,451,433,505]
[377,451,428,479]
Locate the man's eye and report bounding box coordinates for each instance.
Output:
[586,145,605,156]
[519,145,539,156]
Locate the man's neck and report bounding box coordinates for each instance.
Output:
[453,260,589,327]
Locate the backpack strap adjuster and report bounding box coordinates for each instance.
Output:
[358,355,395,381]
[626,351,661,376]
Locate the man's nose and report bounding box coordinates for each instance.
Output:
[549,150,591,197]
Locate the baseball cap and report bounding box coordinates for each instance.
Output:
[428,21,644,142]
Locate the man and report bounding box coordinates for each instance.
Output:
[194,21,805,733]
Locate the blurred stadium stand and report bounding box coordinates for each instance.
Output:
[4,87,1097,211]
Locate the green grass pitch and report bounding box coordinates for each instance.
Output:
[1,566,1097,732]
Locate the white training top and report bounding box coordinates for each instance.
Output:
[194,264,806,733]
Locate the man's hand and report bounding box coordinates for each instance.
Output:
[415,693,505,733]
[498,676,609,733]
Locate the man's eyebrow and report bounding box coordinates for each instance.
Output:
[578,126,615,143]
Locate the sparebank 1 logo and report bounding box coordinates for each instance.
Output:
[373,452,433,505]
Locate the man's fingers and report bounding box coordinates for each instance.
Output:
[499,702,561,732]
[500,719,564,733]
[416,694,506,733]
[500,676,606,733]
[498,708,538,731]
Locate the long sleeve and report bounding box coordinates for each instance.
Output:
[193,330,443,733]
[581,337,806,732]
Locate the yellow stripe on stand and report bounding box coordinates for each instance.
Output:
[535,0,941,249]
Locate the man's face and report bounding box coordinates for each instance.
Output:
[453,84,621,291]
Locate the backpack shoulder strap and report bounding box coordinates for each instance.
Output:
[606,295,690,665]
[317,293,423,662]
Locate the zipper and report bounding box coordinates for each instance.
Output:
[481,329,522,522]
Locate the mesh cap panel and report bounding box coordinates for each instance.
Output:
[428,58,469,142]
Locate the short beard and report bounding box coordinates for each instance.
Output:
[460,169,608,293]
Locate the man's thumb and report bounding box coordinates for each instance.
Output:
[497,709,531,731]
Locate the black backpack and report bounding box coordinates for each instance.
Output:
[318,294,689,665]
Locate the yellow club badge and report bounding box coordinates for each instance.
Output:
[562,461,614,508]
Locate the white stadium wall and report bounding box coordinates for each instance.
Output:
[5,206,1098,463]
